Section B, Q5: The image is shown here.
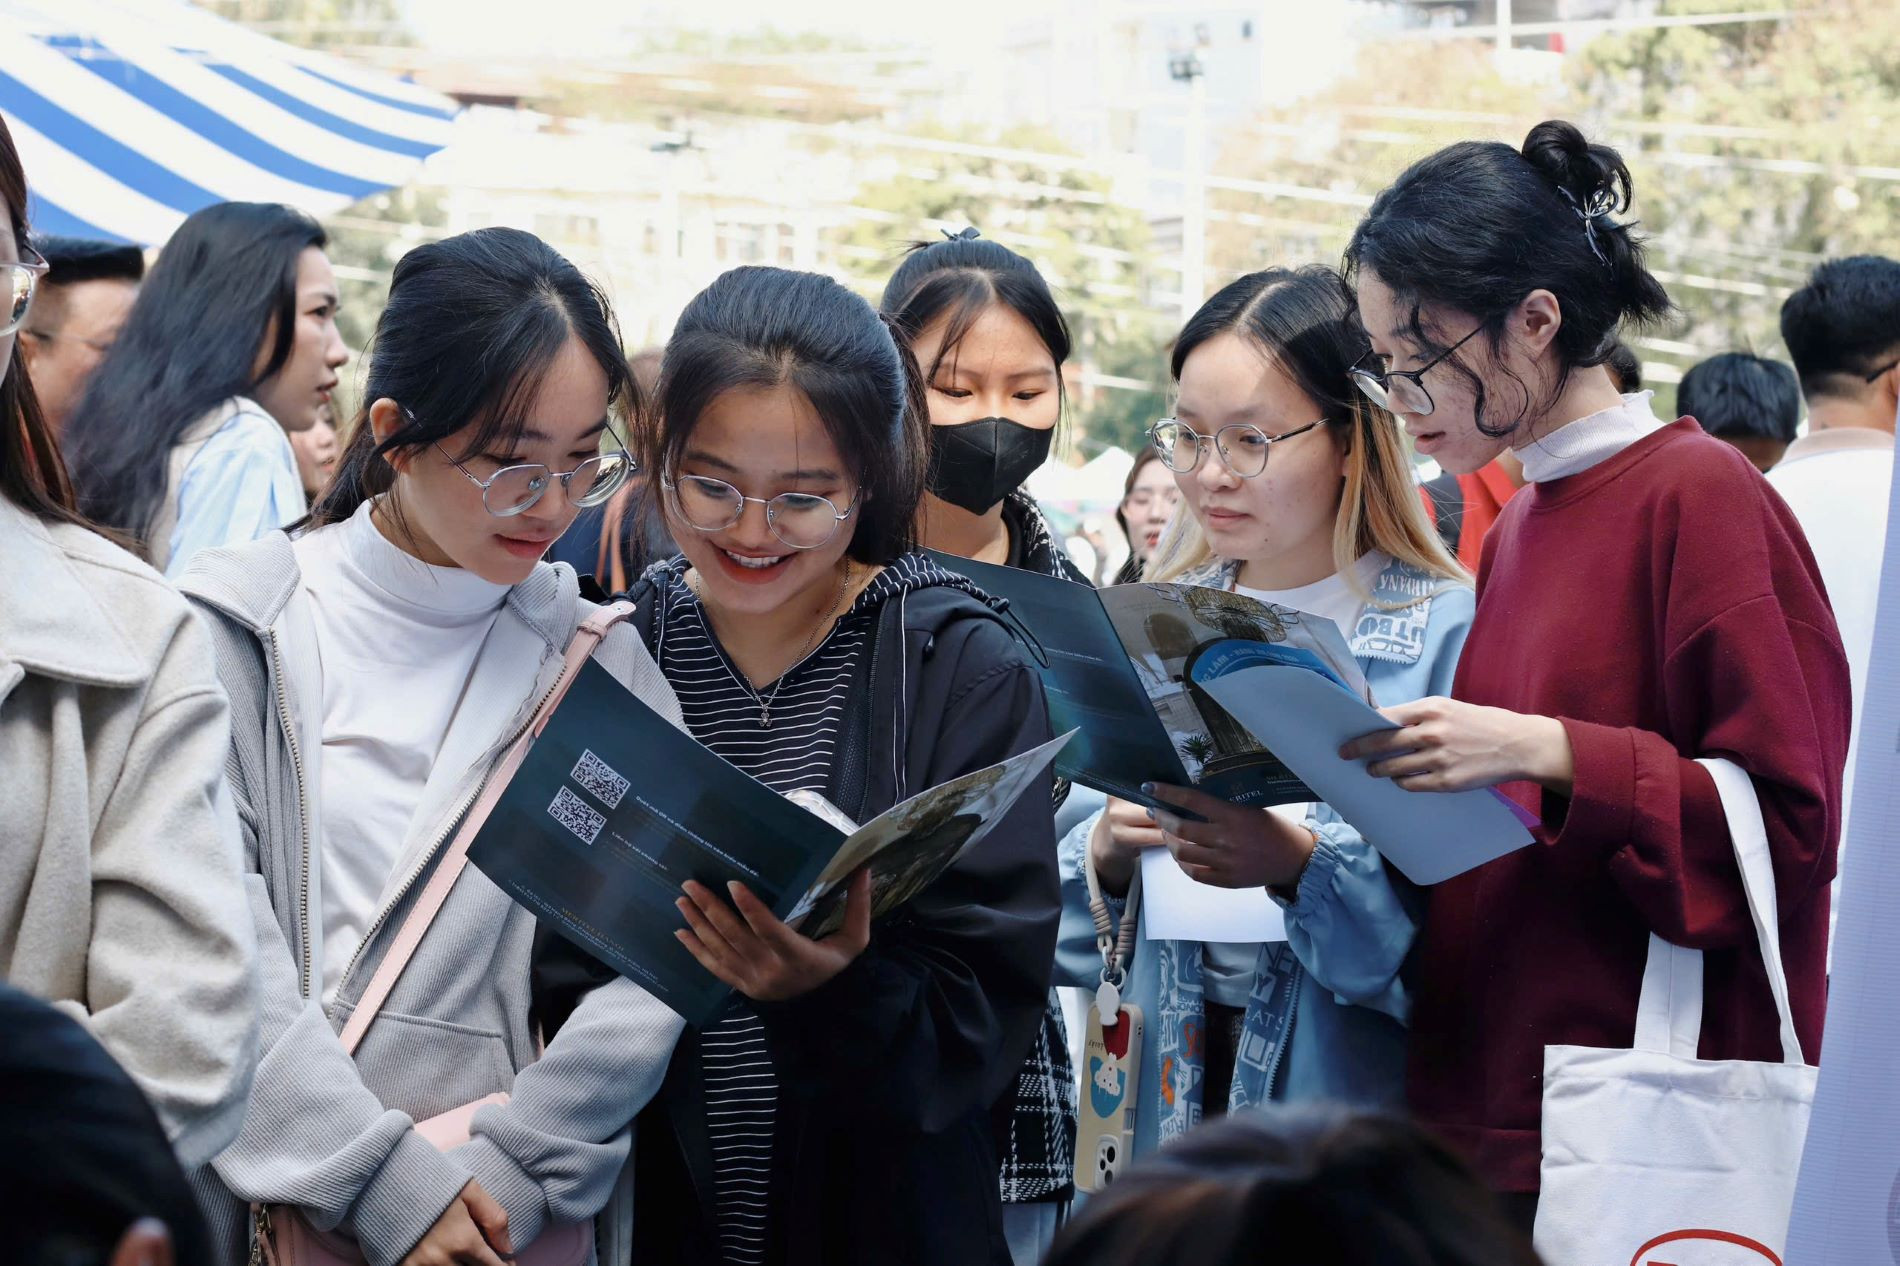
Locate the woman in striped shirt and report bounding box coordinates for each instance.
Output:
[537,264,1062,1266]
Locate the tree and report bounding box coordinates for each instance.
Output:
[1570,0,1900,357]
[1203,41,1557,285]
[1201,4,1899,375]
[322,187,447,352]
[1081,319,1174,456]
[193,0,413,48]
[1179,734,1216,766]
[828,124,1165,458]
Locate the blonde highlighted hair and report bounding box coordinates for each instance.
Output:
[1144,266,1465,602]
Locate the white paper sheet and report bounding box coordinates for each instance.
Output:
[1198,666,1534,885]
[1139,846,1286,943]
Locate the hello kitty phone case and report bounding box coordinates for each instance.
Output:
[1075,1002,1144,1193]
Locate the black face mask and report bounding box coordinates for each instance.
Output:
[927,416,1054,515]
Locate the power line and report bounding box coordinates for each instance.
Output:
[1381,8,1794,41]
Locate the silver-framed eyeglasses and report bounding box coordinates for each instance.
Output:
[1347,323,1486,418]
[1,246,50,338]
[434,421,634,518]
[661,472,859,550]
[1150,417,1324,479]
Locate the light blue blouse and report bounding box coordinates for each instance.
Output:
[164,405,307,579]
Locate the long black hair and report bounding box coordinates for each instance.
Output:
[878,229,1072,405]
[1344,120,1673,438]
[0,117,85,529]
[63,201,327,554]
[310,226,634,530]
[648,265,926,566]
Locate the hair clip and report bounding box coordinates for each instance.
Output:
[1556,187,1616,269]
[940,226,982,243]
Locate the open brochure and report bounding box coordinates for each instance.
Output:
[928,551,1368,811]
[466,656,1073,1025]
[929,551,1534,884]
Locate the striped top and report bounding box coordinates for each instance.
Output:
[652,557,899,1264]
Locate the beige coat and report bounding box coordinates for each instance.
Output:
[0,493,258,1168]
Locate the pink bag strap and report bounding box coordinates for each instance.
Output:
[337,601,637,1057]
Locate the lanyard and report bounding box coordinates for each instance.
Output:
[1084,838,1141,1027]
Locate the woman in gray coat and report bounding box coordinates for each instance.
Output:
[180,228,686,1266]
[0,115,259,1170]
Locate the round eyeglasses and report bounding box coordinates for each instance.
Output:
[1347,323,1485,419]
[0,247,50,339]
[1150,418,1323,479]
[662,472,858,551]
[435,425,634,518]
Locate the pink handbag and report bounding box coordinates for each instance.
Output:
[252,603,636,1266]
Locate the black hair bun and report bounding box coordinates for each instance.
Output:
[1520,119,1633,215]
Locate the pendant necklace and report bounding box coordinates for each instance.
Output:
[691,559,854,729]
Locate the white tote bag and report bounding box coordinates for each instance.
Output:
[1534,758,1818,1266]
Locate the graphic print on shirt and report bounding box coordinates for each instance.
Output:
[1225,945,1302,1112]
[1352,610,1429,662]
[1153,939,1205,1142]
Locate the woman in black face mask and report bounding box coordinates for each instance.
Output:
[883,227,1082,584]
[881,227,1082,1265]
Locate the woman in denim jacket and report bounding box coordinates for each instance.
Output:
[1056,266,1473,1157]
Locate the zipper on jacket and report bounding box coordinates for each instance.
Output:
[1263,958,1302,1102]
[264,629,316,1000]
[335,667,568,1002]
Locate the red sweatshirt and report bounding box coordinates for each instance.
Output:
[1412,418,1851,1192]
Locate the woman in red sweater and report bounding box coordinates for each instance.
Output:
[1338,120,1851,1226]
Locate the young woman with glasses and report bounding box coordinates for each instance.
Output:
[1054,266,1471,1162]
[1337,120,1849,1230]
[534,263,1061,1266]
[64,201,352,577]
[174,226,687,1266]
[1111,446,1180,584]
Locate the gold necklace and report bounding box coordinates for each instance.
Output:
[690,559,854,729]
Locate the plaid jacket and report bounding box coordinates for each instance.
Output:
[994,490,1082,1203]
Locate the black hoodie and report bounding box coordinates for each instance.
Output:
[534,551,1059,1266]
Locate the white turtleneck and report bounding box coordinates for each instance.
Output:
[1515,391,1670,483]
[292,500,511,1001]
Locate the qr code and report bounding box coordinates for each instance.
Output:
[547,786,605,845]
[571,749,630,808]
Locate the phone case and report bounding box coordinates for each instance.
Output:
[1074,1002,1144,1193]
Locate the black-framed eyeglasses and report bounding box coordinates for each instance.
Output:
[661,472,859,550]
[1149,418,1323,479]
[1348,323,1487,418]
[1,247,50,339]
[433,419,634,518]
[1864,358,1900,384]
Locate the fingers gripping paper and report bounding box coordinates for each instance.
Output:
[1195,666,1532,885]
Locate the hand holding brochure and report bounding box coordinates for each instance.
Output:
[1193,662,1534,885]
[926,550,1367,811]
[466,657,1071,1024]
[927,550,1534,883]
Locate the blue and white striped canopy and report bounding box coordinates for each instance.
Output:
[0,0,459,245]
